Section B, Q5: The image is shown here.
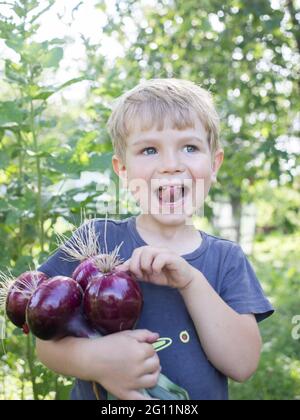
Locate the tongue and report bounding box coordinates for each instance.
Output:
[160,187,182,203]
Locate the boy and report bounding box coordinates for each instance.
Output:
[36,78,274,400]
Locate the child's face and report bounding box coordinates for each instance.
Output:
[112,117,223,225]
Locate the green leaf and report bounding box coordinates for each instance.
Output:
[33,90,55,100]
[5,60,27,85]
[59,76,93,89]
[40,47,64,68]
[0,101,26,127]
[13,5,26,18]
[26,149,54,158]
[27,84,42,98]
[0,21,17,41]
[88,152,114,172]
[20,0,40,14]
[0,150,10,168]
[47,157,83,176]
[33,103,47,117]
[32,76,91,100]
[5,37,25,54]
[0,129,4,142]
[48,38,66,46]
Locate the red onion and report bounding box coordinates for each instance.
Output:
[26,276,97,340]
[5,271,48,332]
[72,257,100,291]
[58,219,124,293]
[57,219,102,292]
[83,270,143,335]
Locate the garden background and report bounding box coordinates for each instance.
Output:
[0,0,299,400]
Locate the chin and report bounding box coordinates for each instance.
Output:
[140,198,197,225]
[150,212,190,226]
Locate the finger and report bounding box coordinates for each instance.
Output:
[142,354,161,375]
[151,254,167,274]
[137,370,160,389]
[140,249,156,275]
[128,247,145,279]
[152,253,178,274]
[139,341,157,359]
[115,246,150,273]
[123,329,160,344]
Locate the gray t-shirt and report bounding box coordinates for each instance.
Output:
[38,215,274,400]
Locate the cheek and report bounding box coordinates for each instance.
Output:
[127,155,154,178]
[190,158,212,180]
[189,160,213,198]
[126,159,153,200]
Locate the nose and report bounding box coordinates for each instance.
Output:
[158,150,185,174]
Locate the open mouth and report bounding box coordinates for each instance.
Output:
[156,185,187,206]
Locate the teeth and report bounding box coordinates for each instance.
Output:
[157,185,185,204]
[157,186,185,194]
[159,185,183,191]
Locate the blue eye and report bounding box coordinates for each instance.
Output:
[142,147,157,155]
[184,145,198,153]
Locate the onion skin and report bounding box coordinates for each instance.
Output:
[65,311,99,339]
[6,271,48,329]
[83,270,143,335]
[72,257,100,291]
[26,276,85,340]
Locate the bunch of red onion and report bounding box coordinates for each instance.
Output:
[0,219,142,347]
[1,258,143,341]
[0,218,189,400]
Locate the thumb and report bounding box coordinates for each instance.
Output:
[124,329,159,344]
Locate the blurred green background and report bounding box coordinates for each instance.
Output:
[0,0,299,400]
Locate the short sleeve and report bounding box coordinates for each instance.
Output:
[37,221,101,278]
[37,247,79,279]
[220,244,274,322]
[37,218,112,279]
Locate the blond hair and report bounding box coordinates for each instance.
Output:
[107,78,220,163]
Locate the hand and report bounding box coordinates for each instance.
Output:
[115,245,196,290]
[87,329,161,400]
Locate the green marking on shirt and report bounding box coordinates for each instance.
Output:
[153,337,173,352]
[180,330,190,343]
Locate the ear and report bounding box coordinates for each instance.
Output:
[211,149,224,183]
[112,154,128,187]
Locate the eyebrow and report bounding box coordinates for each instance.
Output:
[132,136,205,146]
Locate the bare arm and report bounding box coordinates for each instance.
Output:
[36,330,161,400]
[36,336,94,381]
[115,245,262,383]
[180,268,262,382]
